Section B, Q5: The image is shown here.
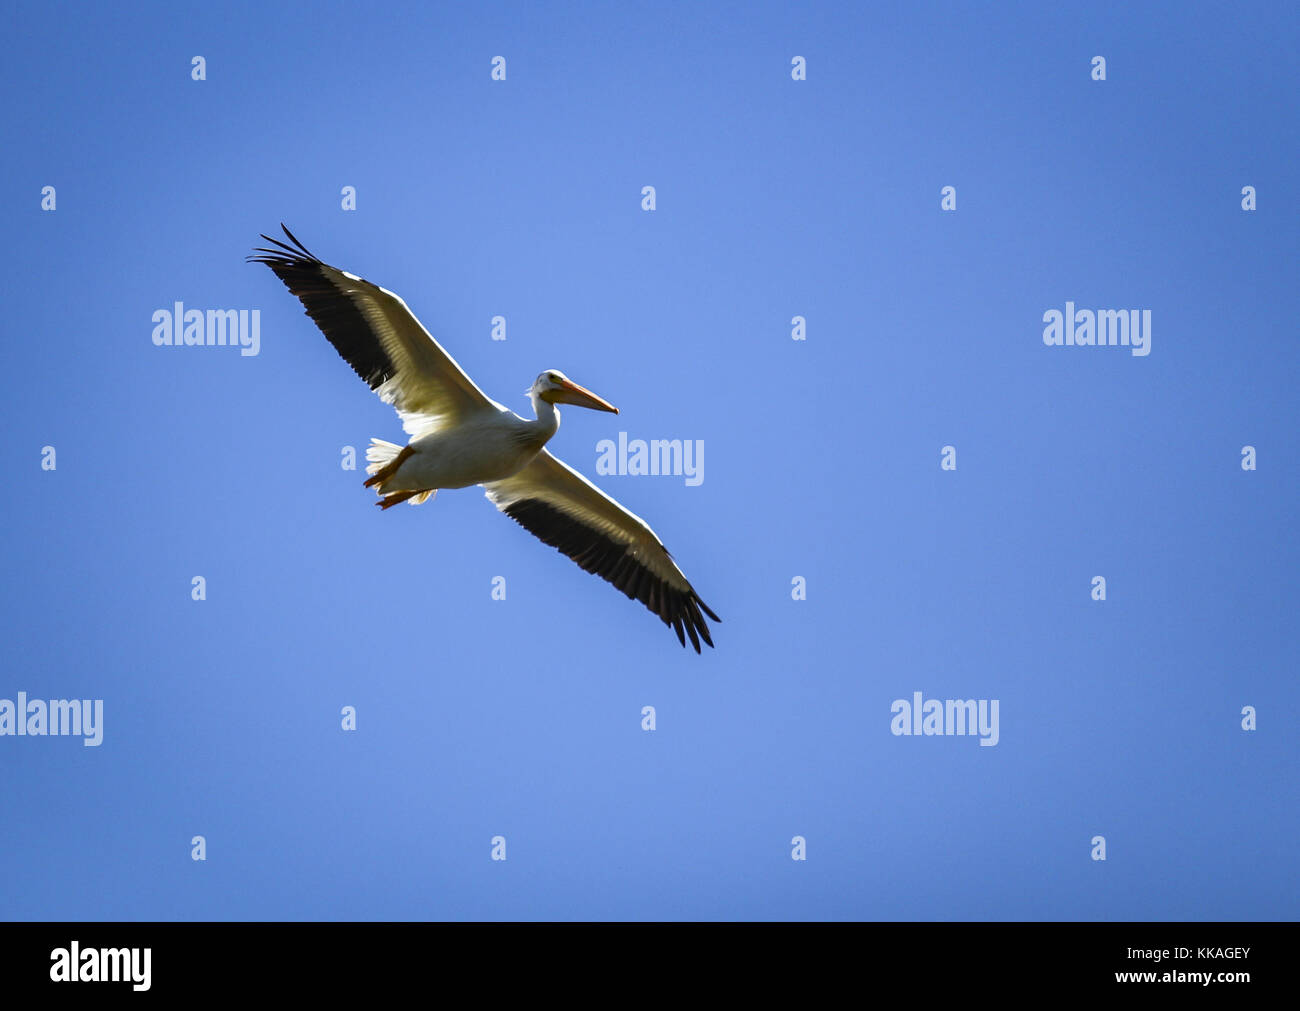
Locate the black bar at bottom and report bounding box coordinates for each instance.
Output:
[0,921,1278,996]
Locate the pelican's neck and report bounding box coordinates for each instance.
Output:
[528,391,561,439]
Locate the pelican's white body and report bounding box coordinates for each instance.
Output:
[373,397,559,493]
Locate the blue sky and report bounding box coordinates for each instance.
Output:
[1,0,1296,920]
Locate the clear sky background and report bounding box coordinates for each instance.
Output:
[1,1,1296,920]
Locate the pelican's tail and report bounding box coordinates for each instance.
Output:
[365,439,435,507]
[364,439,411,488]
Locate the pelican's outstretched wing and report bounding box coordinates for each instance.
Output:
[485,450,719,651]
[249,224,496,435]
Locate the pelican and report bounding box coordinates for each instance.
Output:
[249,225,719,650]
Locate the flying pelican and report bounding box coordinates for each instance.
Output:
[249,225,719,651]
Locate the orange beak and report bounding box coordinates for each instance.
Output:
[553,377,619,414]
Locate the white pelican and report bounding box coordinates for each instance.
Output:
[249,225,719,650]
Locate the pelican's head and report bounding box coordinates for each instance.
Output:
[530,370,619,413]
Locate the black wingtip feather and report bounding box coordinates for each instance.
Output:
[683,613,701,652]
[246,225,323,266]
[278,223,319,260]
[671,615,686,648]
